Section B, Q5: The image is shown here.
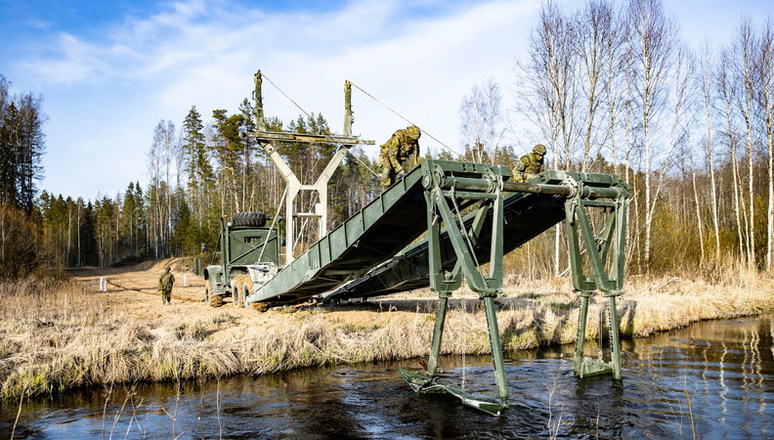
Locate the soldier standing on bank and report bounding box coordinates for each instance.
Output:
[379,125,421,187]
[159,266,175,304]
[513,144,547,182]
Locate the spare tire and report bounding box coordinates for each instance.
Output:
[232,212,267,227]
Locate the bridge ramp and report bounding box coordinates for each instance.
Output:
[247,160,506,305]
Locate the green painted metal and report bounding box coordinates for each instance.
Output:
[406,161,510,415]
[226,226,281,267]
[564,176,628,380]
[426,293,449,377]
[203,215,280,296]
[246,160,505,306]
[324,170,627,302]
[397,369,506,417]
[484,295,508,402]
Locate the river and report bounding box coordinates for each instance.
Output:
[2,313,772,439]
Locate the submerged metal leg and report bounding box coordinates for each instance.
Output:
[427,292,450,376]
[400,164,512,416]
[483,296,508,403]
[399,292,509,416]
[573,291,591,375]
[574,289,626,379]
[608,296,622,380]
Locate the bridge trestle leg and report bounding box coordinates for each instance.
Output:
[483,295,508,402]
[573,290,592,376]
[427,292,450,377]
[565,178,628,381]
[398,164,510,416]
[608,294,622,380]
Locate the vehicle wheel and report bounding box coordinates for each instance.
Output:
[230,278,241,307]
[231,275,250,308]
[232,212,267,227]
[243,285,253,308]
[206,280,224,308]
[204,280,213,303]
[209,293,224,308]
[232,285,241,308]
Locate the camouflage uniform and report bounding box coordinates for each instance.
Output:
[380,125,421,187]
[159,267,175,304]
[513,144,547,182]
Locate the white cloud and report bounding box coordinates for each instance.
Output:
[14,0,539,198]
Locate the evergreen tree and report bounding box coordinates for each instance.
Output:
[212,108,245,213]
[0,75,45,277]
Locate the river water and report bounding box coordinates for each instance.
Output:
[3,313,772,439]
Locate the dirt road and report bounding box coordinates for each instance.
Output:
[64,258,444,341]
[71,258,206,301]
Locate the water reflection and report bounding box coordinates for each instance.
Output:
[2,313,772,439]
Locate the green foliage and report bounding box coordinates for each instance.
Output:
[0,75,46,276]
[0,203,39,278]
[649,204,701,273]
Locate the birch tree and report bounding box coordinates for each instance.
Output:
[518,0,579,276]
[733,18,757,268]
[459,79,505,163]
[628,0,677,268]
[756,18,774,270]
[700,43,721,261]
[718,48,748,262]
[576,0,616,171]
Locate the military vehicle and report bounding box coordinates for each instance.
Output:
[202,212,281,309]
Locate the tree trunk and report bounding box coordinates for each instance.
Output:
[691,152,705,264]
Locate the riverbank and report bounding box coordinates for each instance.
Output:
[1,260,772,400]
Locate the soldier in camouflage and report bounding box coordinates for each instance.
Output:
[380,125,421,187]
[158,266,175,304]
[513,144,547,182]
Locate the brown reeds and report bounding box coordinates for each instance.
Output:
[1,263,772,401]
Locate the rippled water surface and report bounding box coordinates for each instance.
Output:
[2,313,772,439]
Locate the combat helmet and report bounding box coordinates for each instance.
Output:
[406,125,421,140]
[532,144,547,156]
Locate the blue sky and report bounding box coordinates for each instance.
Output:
[0,0,771,199]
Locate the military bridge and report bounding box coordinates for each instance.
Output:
[242,159,628,416]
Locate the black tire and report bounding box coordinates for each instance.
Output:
[204,280,213,303]
[205,280,224,308]
[232,212,267,227]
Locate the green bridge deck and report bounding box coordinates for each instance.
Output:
[247,160,491,305]
[323,169,621,302]
[247,161,624,307]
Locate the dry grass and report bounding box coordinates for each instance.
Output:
[0,277,437,400]
[1,261,772,401]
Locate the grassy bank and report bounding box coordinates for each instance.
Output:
[1,268,772,400]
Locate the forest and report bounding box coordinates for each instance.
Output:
[2,0,774,281]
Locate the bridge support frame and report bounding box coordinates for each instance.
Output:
[563,174,628,380]
[399,163,509,416]
[248,71,374,264]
